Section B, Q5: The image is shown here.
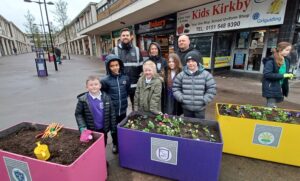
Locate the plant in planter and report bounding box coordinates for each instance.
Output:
[0,122,107,181]
[124,113,219,142]
[218,104,300,124]
[216,103,300,167]
[118,111,223,181]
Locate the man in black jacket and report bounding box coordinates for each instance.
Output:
[176,35,201,66]
[111,28,143,110]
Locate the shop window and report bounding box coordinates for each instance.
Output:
[190,36,212,57]
[216,33,233,56]
[233,52,246,69]
[100,35,112,55]
[247,30,266,71]
[236,31,249,49]
[266,29,279,57]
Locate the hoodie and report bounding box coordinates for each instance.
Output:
[147,42,167,74]
[101,54,131,116]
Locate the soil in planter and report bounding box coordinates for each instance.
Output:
[0,127,96,165]
[122,113,221,143]
[218,104,300,124]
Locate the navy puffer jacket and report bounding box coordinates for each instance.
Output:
[262,57,290,98]
[101,54,131,116]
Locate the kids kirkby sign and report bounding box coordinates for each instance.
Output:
[177,0,287,35]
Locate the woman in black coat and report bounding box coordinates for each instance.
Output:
[262,42,294,107]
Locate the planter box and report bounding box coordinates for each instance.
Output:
[216,103,300,166]
[0,122,107,181]
[118,112,223,181]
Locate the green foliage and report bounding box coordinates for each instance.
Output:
[220,104,296,123]
[124,114,217,141]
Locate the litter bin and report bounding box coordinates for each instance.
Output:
[35,58,48,77]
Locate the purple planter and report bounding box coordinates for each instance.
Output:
[118,112,223,181]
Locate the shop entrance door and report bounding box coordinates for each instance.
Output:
[246,30,266,72]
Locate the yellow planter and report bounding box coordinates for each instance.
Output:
[216,103,300,166]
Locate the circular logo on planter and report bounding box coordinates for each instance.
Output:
[12,168,27,181]
[156,147,172,162]
[258,132,275,145]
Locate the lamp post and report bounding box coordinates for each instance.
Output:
[24,0,58,71]
[33,23,49,58]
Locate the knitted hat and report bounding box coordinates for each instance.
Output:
[185,50,201,66]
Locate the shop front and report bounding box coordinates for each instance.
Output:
[232,28,279,72]
[99,34,112,60]
[177,0,288,72]
[135,14,177,59]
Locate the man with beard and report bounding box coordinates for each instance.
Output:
[112,28,143,111]
[176,35,201,66]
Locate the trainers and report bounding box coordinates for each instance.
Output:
[112,145,118,154]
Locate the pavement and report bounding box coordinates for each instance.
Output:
[0,53,299,181]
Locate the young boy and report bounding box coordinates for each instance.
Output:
[101,54,130,154]
[172,51,216,119]
[75,75,116,146]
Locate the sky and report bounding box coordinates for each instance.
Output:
[0,0,97,32]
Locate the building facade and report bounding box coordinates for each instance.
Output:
[56,0,300,74]
[0,15,31,57]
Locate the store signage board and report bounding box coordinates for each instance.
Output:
[135,14,176,34]
[177,0,287,35]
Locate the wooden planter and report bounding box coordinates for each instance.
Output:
[118,112,223,181]
[0,122,107,181]
[216,103,300,166]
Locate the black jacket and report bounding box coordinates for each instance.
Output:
[75,91,116,133]
[262,57,290,98]
[176,47,202,66]
[112,43,143,93]
[54,47,61,57]
[147,42,168,75]
[101,54,131,116]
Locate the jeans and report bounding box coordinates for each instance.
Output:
[266,98,277,108]
[183,109,206,119]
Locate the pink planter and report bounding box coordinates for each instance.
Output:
[0,122,107,181]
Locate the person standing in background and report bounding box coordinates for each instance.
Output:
[176,35,201,66]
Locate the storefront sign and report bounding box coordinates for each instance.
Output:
[135,14,176,34]
[203,56,231,69]
[177,0,287,35]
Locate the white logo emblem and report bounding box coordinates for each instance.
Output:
[156,147,172,161]
[12,168,27,181]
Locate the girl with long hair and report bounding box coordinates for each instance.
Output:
[163,53,183,115]
[262,41,294,107]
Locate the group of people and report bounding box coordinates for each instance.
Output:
[74,27,295,158]
[74,28,216,155]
